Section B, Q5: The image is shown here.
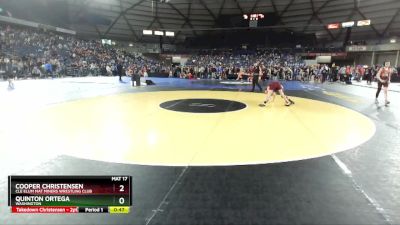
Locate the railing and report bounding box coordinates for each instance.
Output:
[0,65,105,80]
[63,67,103,77]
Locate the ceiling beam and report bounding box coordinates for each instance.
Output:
[315,15,335,40]
[198,0,217,21]
[302,0,333,33]
[271,0,279,16]
[125,13,213,22]
[73,0,92,19]
[249,0,262,14]
[354,0,359,8]
[147,18,157,30]
[217,0,226,18]
[126,10,196,17]
[173,0,194,44]
[119,0,139,41]
[310,0,335,40]
[166,2,197,36]
[93,25,103,38]
[172,21,189,44]
[333,8,356,41]
[104,0,147,36]
[139,1,163,42]
[356,9,382,38]
[231,0,244,15]
[270,0,294,33]
[380,8,400,37]
[138,18,157,42]
[279,0,295,17]
[187,0,197,38]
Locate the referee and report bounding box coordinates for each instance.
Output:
[251,63,263,92]
[5,60,14,89]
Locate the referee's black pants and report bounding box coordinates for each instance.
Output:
[251,74,262,92]
[132,74,140,86]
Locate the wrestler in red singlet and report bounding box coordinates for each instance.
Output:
[375,62,392,106]
[379,67,390,87]
[268,81,282,92]
[260,81,294,107]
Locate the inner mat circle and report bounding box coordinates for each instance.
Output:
[159,98,246,113]
[2,91,376,166]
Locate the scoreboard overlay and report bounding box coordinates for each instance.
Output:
[8,176,132,214]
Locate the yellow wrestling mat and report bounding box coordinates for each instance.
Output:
[1,91,375,166]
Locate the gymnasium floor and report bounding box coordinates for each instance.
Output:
[0,77,399,225]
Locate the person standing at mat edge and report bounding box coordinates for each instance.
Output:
[126,66,133,85]
[251,63,263,92]
[375,61,393,106]
[117,62,123,82]
[4,57,14,89]
[132,66,141,86]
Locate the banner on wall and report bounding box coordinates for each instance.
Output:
[316,56,332,64]
[348,46,367,51]
[299,52,347,57]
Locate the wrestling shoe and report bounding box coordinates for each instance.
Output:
[385,101,390,106]
[375,98,379,104]
[289,99,295,105]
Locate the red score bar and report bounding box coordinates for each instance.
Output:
[11,206,78,213]
[14,184,116,195]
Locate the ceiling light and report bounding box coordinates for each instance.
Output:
[143,30,152,35]
[357,19,371,26]
[342,21,355,28]
[327,23,340,29]
[165,31,174,37]
[154,31,164,36]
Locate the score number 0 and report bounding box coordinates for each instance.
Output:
[118,184,125,205]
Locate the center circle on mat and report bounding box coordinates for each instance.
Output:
[160,98,247,113]
[2,91,376,166]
